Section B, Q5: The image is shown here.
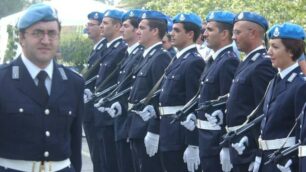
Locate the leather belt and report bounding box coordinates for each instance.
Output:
[196,119,221,130]
[258,137,296,151]
[0,157,70,172]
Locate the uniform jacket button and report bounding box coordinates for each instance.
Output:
[44,151,49,157]
[69,111,72,115]
[45,109,50,115]
[19,108,24,113]
[45,131,50,137]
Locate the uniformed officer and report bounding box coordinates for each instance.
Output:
[162,33,177,58]
[225,12,276,172]
[95,9,145,172]
[181,11,240,172]
[0,3,84,172]
[156,12,205,172]
[82,11,106,172]
[93,9,127,172]
[298,54,306,75]
[258,23,306,172]
[127,10,171,172]
[300,102,306,172]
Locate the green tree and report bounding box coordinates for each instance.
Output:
[0,0,28,18]
[3,25,19,63]
[59,32,92,70]
[145,0,306,28]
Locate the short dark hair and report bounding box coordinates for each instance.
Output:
[127,18,141,29]
[181,22,201,42]
[147,19,167,39]
[281,39,305,61]
[216,22,233,41]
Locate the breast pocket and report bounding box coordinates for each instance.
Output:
[136,69,150,91]
[230,77,249,101]
[1,104,40,139]
[52,107,76,138]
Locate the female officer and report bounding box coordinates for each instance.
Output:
[258,23,306,172]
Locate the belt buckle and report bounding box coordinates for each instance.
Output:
[196,120,201,128]
[299,146,304,157]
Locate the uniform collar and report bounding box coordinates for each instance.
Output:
[242,45,265,61]
[93,37,106,50]
[21,53,53,80]
[143,42,162,58]
[212,44,232,60]
[278,62,299,79]
[107,36,122,48]
[127,42,140,55]
[176,44,197,59]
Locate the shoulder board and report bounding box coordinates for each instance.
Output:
[149,49,157,56]
[287,72,297,82]
[182,52,191,59]
[251,53,261,61]
[96,42,104,50]
[11,65,19,79]
[132,47,139,55]
[113,41,121,48]
[58,67,68,80]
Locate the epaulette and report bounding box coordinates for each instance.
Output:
[149,49,157,56]
[113,41,121,48]
[12,65,20,79]
[182,53,191,59]
[58,67,68,80]
[132,47,140,55]
[287,72,297,82]
[251,53,260,61]
[96,42,104,50]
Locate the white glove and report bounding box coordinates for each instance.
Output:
[144,132,159,157]
[220,147,233,172]
[133,105,156,122]
[183,145,200,172]
[277,159,292,172]
[180,113,196,131]
[204,110,223,126]
[102,102,122,118]
[231,136,248,155]
[248,156,261,172]
[84,89,93,103]
[94,97,105,108]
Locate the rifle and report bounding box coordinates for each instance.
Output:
[95,87,132,107]
[265,142,300,165]
[85,75,99,86]
[85,83,118,104]
[130,89,161,111]
[170,92,199,124]
[219,114,265,146]
[195,94,228,112]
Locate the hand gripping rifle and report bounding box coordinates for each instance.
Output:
[264,102,306,165]
[130,90,161,111]
[85,83,118,104]
[219,113,265,146]
[95,87,132,107]
[195,94,229,112]
[219,80,273,146]
[169,91,200,124]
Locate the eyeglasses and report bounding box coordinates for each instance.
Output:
[26,29,59,40]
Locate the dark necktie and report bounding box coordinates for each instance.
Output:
[37,71,49,105]
[272,74,281,98]
[203,56,214,75]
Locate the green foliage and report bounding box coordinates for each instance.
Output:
[145,0,306,28]
[4,25,18,63]
[59,32,92,71]
[0,0,28,18]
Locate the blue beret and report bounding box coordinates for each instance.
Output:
[234,12,269,31]
[206,11,235,25]
[173,13,202,28]
[267,22,305,40]
[87,11,104,23]
[122,9,144,21]
[17,3,58,29]
[166,16,173,32]
[141,10,168,23]
[104,9,124,21]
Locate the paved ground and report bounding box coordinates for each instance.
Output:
[81,137,93,172]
